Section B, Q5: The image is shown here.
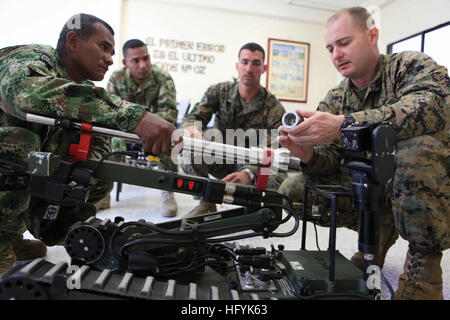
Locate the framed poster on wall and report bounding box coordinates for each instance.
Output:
[266,38,310,103]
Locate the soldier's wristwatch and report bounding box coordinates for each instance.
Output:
[341,114,355,129]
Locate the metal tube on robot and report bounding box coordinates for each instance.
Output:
[25,113,301,172]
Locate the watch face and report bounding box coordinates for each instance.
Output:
[343,115,355,128]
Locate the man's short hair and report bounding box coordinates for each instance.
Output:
[122,39,147,57]
[56,13,114,54]
[238,42,265,62]
[327,7,375,31]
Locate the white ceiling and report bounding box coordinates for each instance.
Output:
[160,0,396,24]
[260,0,374,12]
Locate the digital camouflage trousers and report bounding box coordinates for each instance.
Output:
[278,135,449,252]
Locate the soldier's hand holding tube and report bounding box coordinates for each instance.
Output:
[278,110,344,163]
[135,111,176,155]
[183,125,204,140]
[222,171,251,185]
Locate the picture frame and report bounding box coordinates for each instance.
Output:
[266,38,310,103]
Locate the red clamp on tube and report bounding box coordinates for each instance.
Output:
[255,148,273,190]
[69,122,93,162]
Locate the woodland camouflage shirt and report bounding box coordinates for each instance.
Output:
[182,80,286,142]
[181,80,286,175]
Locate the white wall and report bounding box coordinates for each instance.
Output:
[0,0,123,88]
[119,0,338,112]
[378,0,450,54]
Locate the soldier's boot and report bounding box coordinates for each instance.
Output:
[160,191,178,217]
[182,201,217,219]
[350,222,399,270]
[0,244,16,275]
[94,194,111,211]
[395,250,443,300]
[12,235,47,261]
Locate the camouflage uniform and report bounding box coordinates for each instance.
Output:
[0,44,148,246]
[107,66,178,172]
[181,80,287,190]
[279,52,449,252]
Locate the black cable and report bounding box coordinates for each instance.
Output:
[113,227,271,264]
[117,230,266,247]
[110,202,299,261]
[152,259,199,276]
[380,270,395,300]
[281,276,306,299]
[107,176,298,262]
[153,253,230,277]
[118,203,295,248]
[205,244,238,275]
[127,251,203,276]
[271,192,296,224]
[313,221,321,251]
[110,199,298,256]
[117,242,236,277]
[264,203,299,237]
[207,243,238,261]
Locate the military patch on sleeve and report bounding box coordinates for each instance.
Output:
[39,52,55,70]
[43,204,60,220]
[167,79,175,91]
